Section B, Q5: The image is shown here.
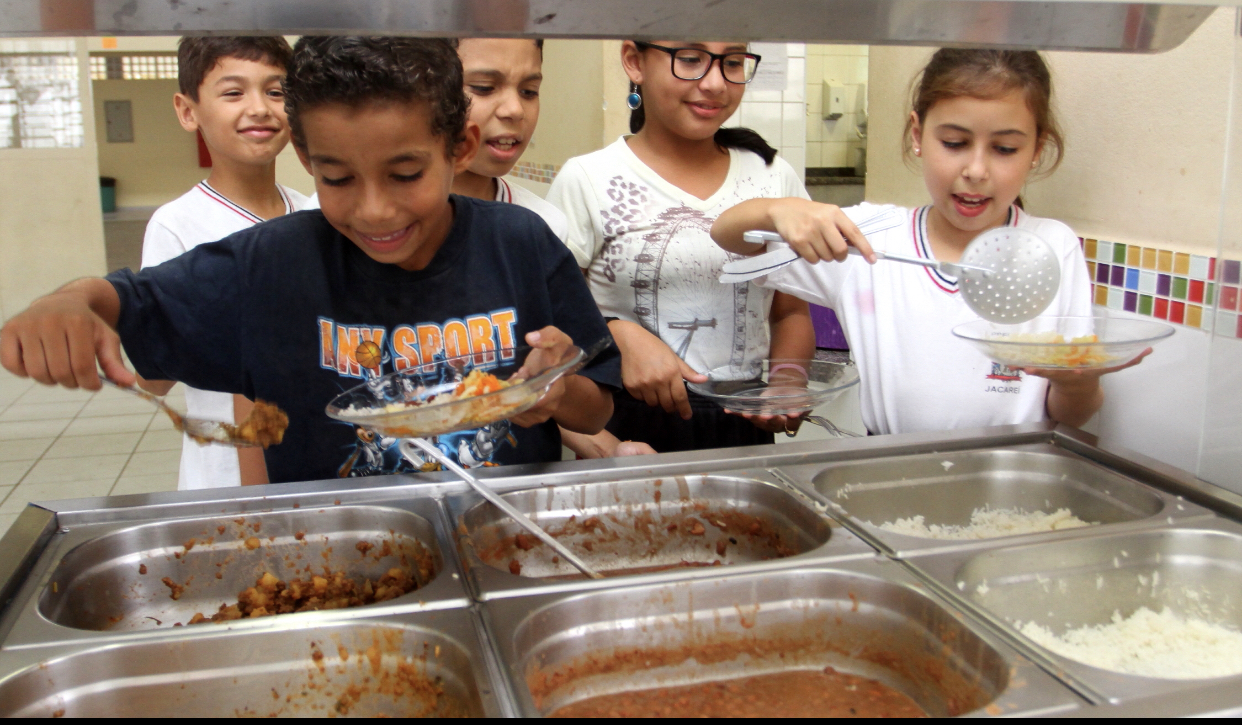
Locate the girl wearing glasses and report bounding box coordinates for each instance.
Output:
[547,41,814,456]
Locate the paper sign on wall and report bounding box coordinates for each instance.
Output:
[748,42,788,92]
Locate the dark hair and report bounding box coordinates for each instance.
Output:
[284,37,470,152]
[626,47,777,166]
[448,38,544,52]
[904,49,1064,177]
[177,36,293,102]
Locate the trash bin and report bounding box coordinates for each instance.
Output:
[99,176,117,213]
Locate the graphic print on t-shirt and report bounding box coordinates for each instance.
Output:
[318,311,522,476]
[984,362,1024,394]
[599,175,752,369]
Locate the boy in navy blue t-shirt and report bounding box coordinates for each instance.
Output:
[0,37,619,484]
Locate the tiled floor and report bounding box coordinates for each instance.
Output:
[0,370,182,537]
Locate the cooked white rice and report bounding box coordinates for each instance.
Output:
[1018,606,1242,679]
[875,506,1092,540]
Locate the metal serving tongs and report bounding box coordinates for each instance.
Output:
[100,376,261,447]
[406,437,603,580]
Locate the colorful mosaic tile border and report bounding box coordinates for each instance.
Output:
[1082,238,1242,339]
[509,161,560,185]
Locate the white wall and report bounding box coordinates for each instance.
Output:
[0,39,106,322]
[805,44,868,169]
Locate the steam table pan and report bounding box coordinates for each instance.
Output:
[906,519,1242,705]
[775,443,1212,557]
[481,558,1084,717]
[0,608,504,717]
[444,471,878,600]
[0,497,471,649]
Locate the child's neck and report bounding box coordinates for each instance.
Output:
[204,156,285,220]
[627,122,729,201]
[925,205,1002,263]
[452,171,498,201]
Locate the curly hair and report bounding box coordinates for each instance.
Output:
[177,36,293,102]
[284,37,469,153]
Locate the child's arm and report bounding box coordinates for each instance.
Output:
[730,292,816,434]
[609,320,708,421]
[711,198,877,263]
[560,428,658,458]
[235,396,271,485]
[1028,350,1151,428]
[0,278,133,390]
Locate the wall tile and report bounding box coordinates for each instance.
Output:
[1096,240,1113,262]
[1139,270,1157,294]
[1107,287,1124,310]
[821,141,849,167]
[1190,255,1209,280]
[1124,291,1138,312]
[1174,252,1191,275]
[804,142,822,167]
[1139,294,1154,316]
[1112,243,1127,265]
[1154,297,1169,319]
[1126,245,1141,267]
[1141,247,1157,269]
[1110,266,1125,287]
[1223,259,1241,285]
[780,145,806,177]
[1125,268,1139,290]
[1156,273,1171,296]
[1189,279,1205,304]
[785,42,806,58]
[1170,301,1186,324]
[1158,249,1174,272]
[784,57,805,102]
[782,102,805,147]
[1186,304,1203,329]
[1216,310,1237,338]
[1172,276,1188,300]
[1096,263,1111,284]
[1221,285,1239,311]
[1087,261,1097,279]
[1084,239,1097,260]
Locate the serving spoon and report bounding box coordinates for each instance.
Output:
[100,377,266,447]
[405,437,604,580]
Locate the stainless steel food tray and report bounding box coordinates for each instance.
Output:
[775,442,1214,557]
[481,558,1085,717]
[905,518,1242,704]
[444,471,876,600]
[0,489,472,649]
[0,607,506,717]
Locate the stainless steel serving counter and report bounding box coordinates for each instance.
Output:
[0,422,1240,716]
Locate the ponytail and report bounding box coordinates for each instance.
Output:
[628,83,778,165]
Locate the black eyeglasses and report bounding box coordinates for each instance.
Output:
[634,42,761,84]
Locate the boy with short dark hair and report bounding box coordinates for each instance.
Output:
[0,37,618,483]
[145,36,308,491]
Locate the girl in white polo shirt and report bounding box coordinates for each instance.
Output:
[712,49,1147,436]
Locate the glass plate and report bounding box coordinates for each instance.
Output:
[325,345,584,438]
[953,314,1174,369]
[688,358,861,416]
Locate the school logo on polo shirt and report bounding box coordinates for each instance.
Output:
[984,362,1023,393]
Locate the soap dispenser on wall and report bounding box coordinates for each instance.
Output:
[822,80,846,120]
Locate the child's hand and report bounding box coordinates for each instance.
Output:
[724,366,809,434]
[510,326,575,427]
[1025,348,1151,429]
[609,320,706,421]
[0,290,132,390]
[1022,348,1152,383]
[767,198,878,264]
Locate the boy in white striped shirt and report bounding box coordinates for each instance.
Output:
[141,37,310,490]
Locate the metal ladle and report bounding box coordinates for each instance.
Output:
[405,437,604,580]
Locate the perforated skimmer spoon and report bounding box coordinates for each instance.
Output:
[724,226,1060,323]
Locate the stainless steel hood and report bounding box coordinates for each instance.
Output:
[0,0,1222,53]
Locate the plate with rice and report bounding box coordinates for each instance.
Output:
[953,314,1173,369]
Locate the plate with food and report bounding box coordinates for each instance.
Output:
[953,314,1174,369]
[326,344,587,439]
[688,358,860,417]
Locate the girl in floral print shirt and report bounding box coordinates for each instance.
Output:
[547,40,814,454]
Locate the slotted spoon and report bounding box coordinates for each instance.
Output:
[724,226,1060,323]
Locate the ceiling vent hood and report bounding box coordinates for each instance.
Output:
[0,0,1224,53]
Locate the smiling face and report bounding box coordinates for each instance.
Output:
[458,38,542,178]
[623,41,748,141]
[295,100,479,271]
[912,90,1042,241]
[174,56,289,166]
